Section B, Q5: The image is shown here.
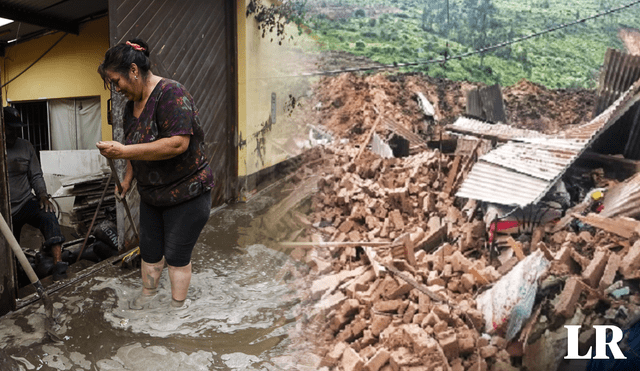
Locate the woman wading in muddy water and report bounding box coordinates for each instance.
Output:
[96,39,214,309]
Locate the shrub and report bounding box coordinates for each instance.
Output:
[355,40,366,49]
[355,9,365,17]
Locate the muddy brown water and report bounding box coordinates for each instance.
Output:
[0,191,309,371]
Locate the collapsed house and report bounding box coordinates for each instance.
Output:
[272,48,640,371]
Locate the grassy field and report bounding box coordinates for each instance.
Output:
[293,0,640,88]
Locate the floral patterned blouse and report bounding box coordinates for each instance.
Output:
[123,78,214,206]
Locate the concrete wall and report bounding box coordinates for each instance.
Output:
[236,0,317,179]
[1,17,111,141]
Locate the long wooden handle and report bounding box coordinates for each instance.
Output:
[0,213,39,284]
[107,159,139,240]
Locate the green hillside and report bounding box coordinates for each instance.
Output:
[293,0,640,88]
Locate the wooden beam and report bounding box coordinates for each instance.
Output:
[380,261,446,302]
[443,155,461,195]
[574,213,640,239]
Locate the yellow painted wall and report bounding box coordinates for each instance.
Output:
[237,0,319,178]
[1,17,111,141]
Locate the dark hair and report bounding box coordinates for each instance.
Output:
[98,38,151,88]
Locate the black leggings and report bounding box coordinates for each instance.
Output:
[139,190,211,267]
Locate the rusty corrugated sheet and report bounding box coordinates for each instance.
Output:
[447,116,547,141]
[382,117,427,148]
[456,162,549,206]
[592,49,640,159]
[600,172,640,219]
[454,136,492,157]
[466,84,507,123]
[456,79,640,207]
[594,49,640,115]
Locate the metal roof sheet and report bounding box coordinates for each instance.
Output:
[456,162,550,206]
[0,0,107,43]
[447,116,547,141]
[600,172,640,219]
[456,78,640,207]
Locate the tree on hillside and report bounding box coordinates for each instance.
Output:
[422,0,461,37]
[462,0,501,65]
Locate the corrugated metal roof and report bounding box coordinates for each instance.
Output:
[600,172,640,219]
[456,78,640,207]
[594,48,640,116]
[0,0,107,42]
[447,116,547,141]
[466,84,507,123]
[456,162,550,206]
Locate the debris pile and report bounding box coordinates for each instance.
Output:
[273,71,639,371]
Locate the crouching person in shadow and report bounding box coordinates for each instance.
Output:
[4,107,67,281]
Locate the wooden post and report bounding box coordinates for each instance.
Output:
[0,87,18,315]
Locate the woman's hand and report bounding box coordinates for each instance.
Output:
[115,180,131,201]
[96,141,126,159]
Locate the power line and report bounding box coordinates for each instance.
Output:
[1,32,69,89]
[296,0,640,77]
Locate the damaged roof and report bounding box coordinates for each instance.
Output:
[447,116,548,142]
[456,78,640,207]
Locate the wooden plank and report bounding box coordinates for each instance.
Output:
[506,237,525,261]
[355,108,383,161]
[402,233,417,267]
[380,261,446,302]
[574,213,640,239]
[416,224,448,253]
[363,247,384,277]
[444,155,461,195]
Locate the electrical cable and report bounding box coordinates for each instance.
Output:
[288,0,640,78]
[1,32,69,89]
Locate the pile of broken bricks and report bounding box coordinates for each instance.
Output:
[278,137,640,371]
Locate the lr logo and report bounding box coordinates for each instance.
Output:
[565,325,627,359]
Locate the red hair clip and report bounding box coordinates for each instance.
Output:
[126,41,146,52]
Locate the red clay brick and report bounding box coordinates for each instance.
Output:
[555,243,572,266]
[432,304,451,322]
[339,219,355,234]
[404,324,440,357]
[389,209,405,230]
[418,292,432,313]
[433,320,448,334]
[437,329,459,359]
[480,345,498,358]
[450,251,473,273]
[364,349,390,371]
[581,250,609,288]
[370,314,393,337]
[402,302,418,324]
[457,329,477,354]
[461,273,475,292]
[621,240,640,279]
[554,276,582,318]
[421,312,439,328]
[322,341,348,367]
[342,346,365,371]
[599,253,621,290]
